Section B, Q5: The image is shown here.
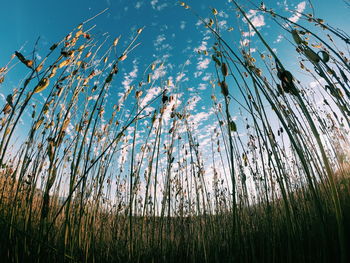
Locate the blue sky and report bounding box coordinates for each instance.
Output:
[1,0,349,102]
[1,0,349,99]
[0,0,349,185]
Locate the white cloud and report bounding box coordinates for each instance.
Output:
[188,111,212,126]
[140,86,162,109]
[242,31,256,37]
[35,53,42,60]
[150,0,168,11]
[135,1,143,9]
[196,58,210,70]
[118,65,138,105]
[152,65,167,81]
[176,72,187,82]
[309,78,326,89]
[186,95,201,111]
[218,20,227,30]
[122,65,138,89]
[275,35,284,43]
[150,0,158,9]
[289,1,306,23]
[218,10,229,19]
[202,73,212,81]
[180,21,186,30]
[154,34,166,47]
[244,9,265,29]
[198,83,207,90]
[250,14,265,27]
[194,40,208,53]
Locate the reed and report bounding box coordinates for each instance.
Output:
[0,2,349,262]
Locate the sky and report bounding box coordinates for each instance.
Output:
[0,0,349,196]
[0,1,348,94]
[1,0,349,109]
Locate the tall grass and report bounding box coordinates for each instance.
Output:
[0,2,349,262]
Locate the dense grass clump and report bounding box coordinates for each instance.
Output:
[0,1,350,262]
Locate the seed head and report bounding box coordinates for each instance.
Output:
[34,78,50,93]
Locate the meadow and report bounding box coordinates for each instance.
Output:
[0,1,350,262]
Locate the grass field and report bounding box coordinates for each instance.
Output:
[0,1,350,262]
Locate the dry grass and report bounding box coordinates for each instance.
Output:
[0,2,350,262]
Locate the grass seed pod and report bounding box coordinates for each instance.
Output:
[25,60,33,68]
[49,43,58,50]
[75,30,83,38]
[318,51,330,63]
[304,47,320,63]
[106,73,113,83]
[291,30,303,45]
[221,63,228,77]
[62,118,70,132]
[34,117,44,130]
[58,59,70,68]
[136,90,143,99]
[220,80,229,96]
[36,63,43,73]
[212,55,221,66]
[2,104,11,114]
[34,78,50,93]
[229,121,237,132]
[78,45,85,52]
[119,54,127,61]
[113,36,121,46]
[278,70,293,83]
[14,51,27,65]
